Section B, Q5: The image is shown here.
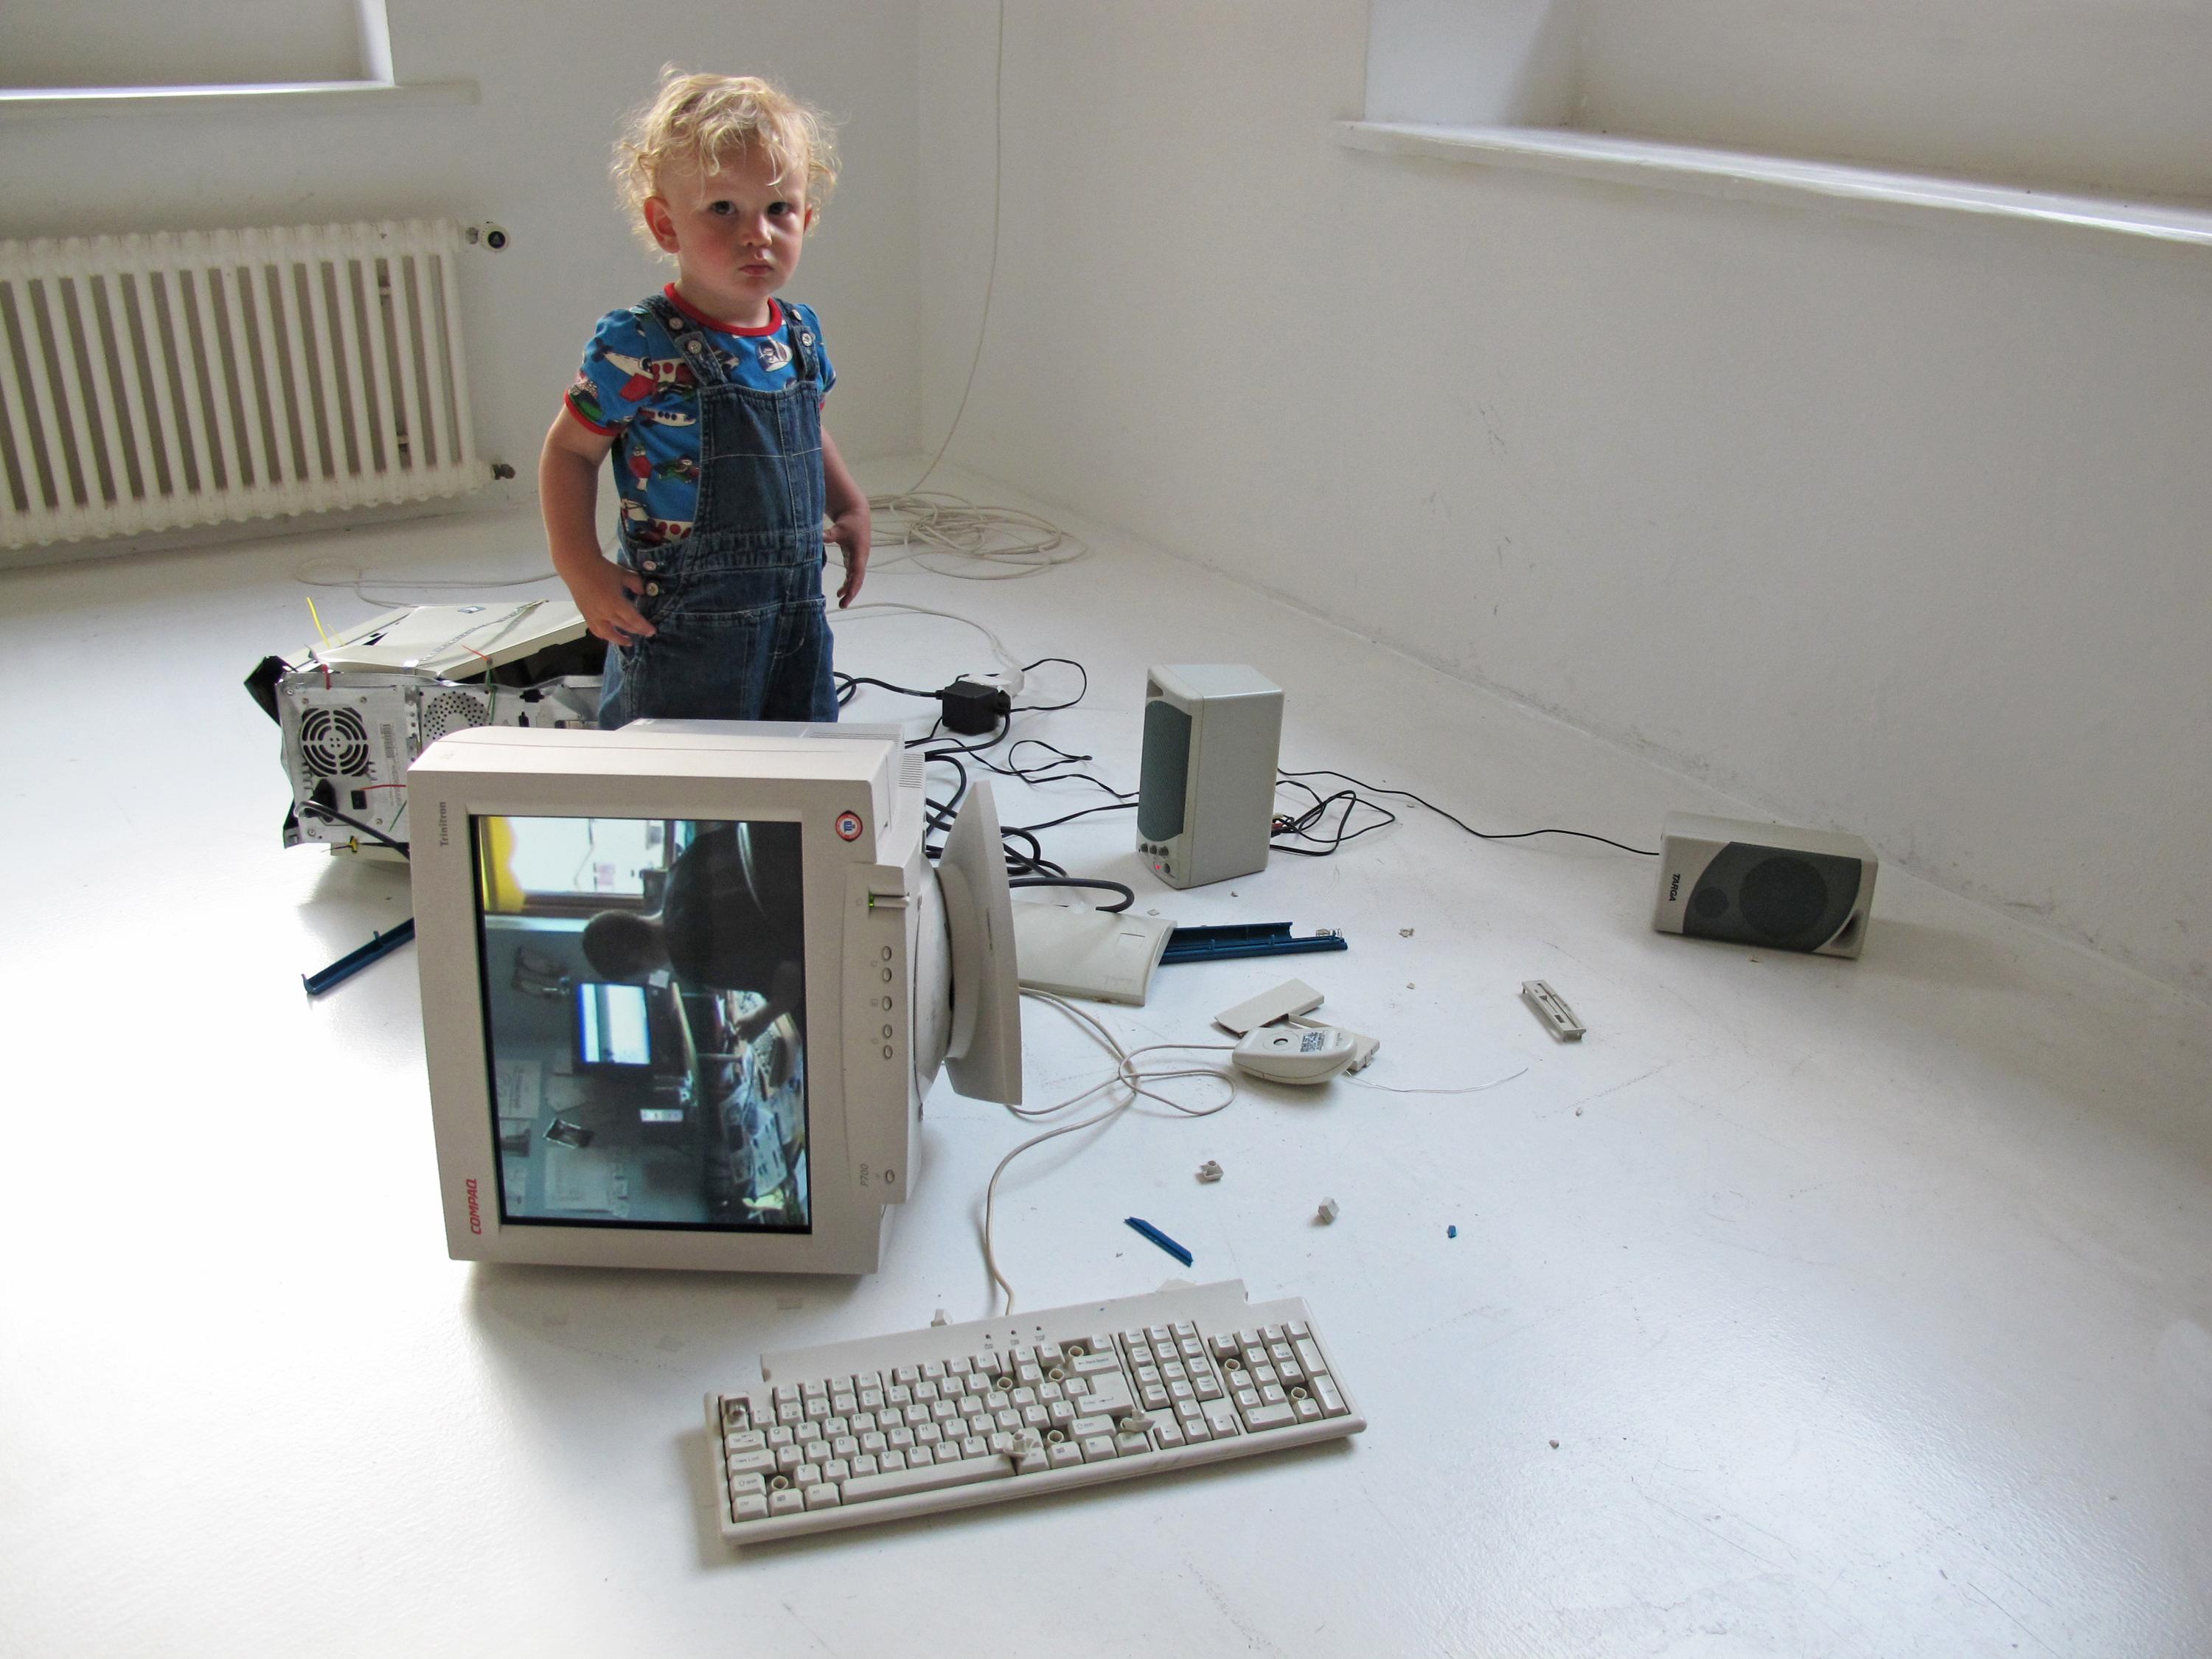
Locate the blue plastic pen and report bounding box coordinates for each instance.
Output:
[1124,1216,1193,1266]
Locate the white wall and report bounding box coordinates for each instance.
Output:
[0,0,923,494]
[1573,0,2212,197]
[1366,0,2212,199]
[917,0,2212,998]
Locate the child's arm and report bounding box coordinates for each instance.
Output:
[821,427,871,608]
[540,412,655,646]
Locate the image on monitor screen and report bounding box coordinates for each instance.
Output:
[471,814,811,1234]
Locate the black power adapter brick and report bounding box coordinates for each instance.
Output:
[938,678,1012,734]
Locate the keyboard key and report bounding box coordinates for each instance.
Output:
[1242,1402,1295,1432]
[1313,1375,1348,1417]
[768,1489,804,1517]
[733,1493,769,1522]
[804,1484,840,1510]
[1079,1435,1118,1462]
[726,1449,777,1478]
[836,1452,1015,1505]
[1081,1374,1136,1419]
[1048,1441,1084,1470]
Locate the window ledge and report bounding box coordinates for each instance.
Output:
[0,80,479,122]
[1336,121,2212,252]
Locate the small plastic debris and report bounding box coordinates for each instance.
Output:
[1315,1198,1340,1225]
[1549,1439,1560,1450]
[930,1308,947,1327]
[1196,1161,1223,1183]
[1399,928,1414,938]
[1447,1225,1458,1239]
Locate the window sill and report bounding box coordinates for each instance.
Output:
[0,80,479,122]
[1335,121,2212,253]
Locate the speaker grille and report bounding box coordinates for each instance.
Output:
[1683,843,1863,953]
[1137,700,1192,842]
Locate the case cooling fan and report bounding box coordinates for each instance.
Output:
[299,706,372,779]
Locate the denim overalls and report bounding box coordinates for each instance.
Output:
[598,295,838,727]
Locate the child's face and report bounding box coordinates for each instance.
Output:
[644,145,814,325]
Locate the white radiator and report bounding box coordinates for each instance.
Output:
[0,220,481,552]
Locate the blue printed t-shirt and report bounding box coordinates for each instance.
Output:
[563,286,834,552]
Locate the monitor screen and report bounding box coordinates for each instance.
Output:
[472,813,812,1234]
[576,981,653,1068]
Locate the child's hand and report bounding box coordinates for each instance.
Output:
[827,509,871,608]
[569,557,656,646]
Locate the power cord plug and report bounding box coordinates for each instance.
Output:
[939,678,1013,734]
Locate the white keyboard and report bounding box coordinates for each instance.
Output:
[707,1279,1365,1543]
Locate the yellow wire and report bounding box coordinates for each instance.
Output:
[305,595,331,649]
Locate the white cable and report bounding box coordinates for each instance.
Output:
[835,598,1029,688]
[865,493,1088,582]
[860,1,1090,584]
[905,1,1006,501]
[981,992,1239,1316]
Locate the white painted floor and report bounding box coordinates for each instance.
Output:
[2,468,2208,1658]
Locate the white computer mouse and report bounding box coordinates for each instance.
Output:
[1230,1022,1358,1085]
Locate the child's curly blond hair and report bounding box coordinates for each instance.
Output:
[613,69,840,253]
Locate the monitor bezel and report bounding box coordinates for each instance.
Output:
[410,726,917,1274]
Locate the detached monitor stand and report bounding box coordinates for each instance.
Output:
[1011,902,1175,1006]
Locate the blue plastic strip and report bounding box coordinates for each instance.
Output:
[1158,922,1348,964]
[303,917,417,996]
[1124,1216,1193,1267]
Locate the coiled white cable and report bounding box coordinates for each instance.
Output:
[981,992,1238,1317]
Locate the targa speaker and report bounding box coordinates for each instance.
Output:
[1654,813,1877,958]
[1135,664,1282,889]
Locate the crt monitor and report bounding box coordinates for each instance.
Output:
[407,720,1021,1274]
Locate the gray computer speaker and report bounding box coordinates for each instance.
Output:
[1135,664,1282,890]
[1653,813,1877,958]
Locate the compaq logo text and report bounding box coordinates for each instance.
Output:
[465,1177,482,1234]
[1668,874,1681,900]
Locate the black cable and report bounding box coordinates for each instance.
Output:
[1013,656,1088,712]
[302,801,411,858]
[1006,799,1139,837]
[1270,779,1397,857]
[844,673,942,701]
[1278,766,1659,857]
[1007,877,1133,912]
